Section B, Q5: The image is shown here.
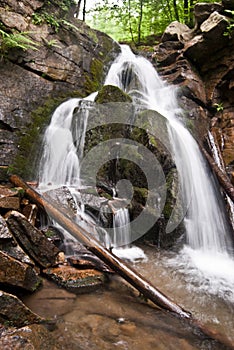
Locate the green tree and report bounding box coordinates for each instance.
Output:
[86,0,216,43]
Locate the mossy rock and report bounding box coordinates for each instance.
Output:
[95,85,132,104]
[9,95,80,180]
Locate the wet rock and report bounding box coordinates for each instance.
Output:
[0,324,58,350]
[6,211,64,268]
[22,203,38,226]
[0,196,20,210]
[0,250,41,291]
[43,265,106,293]
[43,186,78,218]
[0,214,12,241]
[0,0,120,181]
[0,185,21,209]
[0,290,42,328]
[222,0,234,10]
[95,85,132,104]
[0,214,34,265]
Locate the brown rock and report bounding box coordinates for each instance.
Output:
[0,290,42,327]
[161,21,192,43]
[6,211,64,268]
[0,250,41,291]
[0,196,20,209]
[0,214,12,240]
[0,324,58,350]
[0,8,28,31]
[22,203,38,225]
[43,265,106,293]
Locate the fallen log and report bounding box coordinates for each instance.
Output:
[10,175,234,349]
[10,175,190,318]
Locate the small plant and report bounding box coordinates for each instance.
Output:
[0,29,39,54]
[32,12,60,32]
[32,13,44,25]
[223,10,234,38]
[44,13,60,32]
[60,19,79,32]
[43,38,61,48]
[214,103,224,112]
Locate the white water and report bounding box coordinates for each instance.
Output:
[39,45,234,297]
[208,130,234,231]
[104,45,234,299]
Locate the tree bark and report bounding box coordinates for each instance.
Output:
[9,175,234,349]
[10,175,191,318]
[74,0,82,18]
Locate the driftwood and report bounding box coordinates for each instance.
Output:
[10,175,234,349]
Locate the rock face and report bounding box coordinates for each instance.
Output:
[153,2,234,182]
[0,0,120,180]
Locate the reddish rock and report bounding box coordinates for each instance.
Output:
[0,196,20,209]
[0,250,41,291]
[43,265,106,293]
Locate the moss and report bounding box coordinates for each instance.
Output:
[9,96,76,180]
[95,85,132,104]
[84,58,104,94]
[133,187,148,205]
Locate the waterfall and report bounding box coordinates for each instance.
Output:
[38,45,234,283]
[104,45,232,253]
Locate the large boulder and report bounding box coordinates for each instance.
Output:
[0,0,120,181]
[153,2,234,183]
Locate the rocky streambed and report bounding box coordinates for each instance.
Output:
[0,181,233,350]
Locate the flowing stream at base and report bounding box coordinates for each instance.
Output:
[38,45,234,341]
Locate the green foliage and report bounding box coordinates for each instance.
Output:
[32,12,60,32]
[223,10,234,38]
[214,102,224,112]
[43,38,61,48]
[0,28,39,54]
[32,12,78,34]
[86,0,216,44]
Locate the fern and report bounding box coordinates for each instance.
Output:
[0,29,39,53]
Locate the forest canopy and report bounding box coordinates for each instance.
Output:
[78,0,219,44]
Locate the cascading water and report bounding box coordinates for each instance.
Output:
[38,44,234,299]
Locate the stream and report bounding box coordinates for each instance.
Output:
[31,44,234,349]
[23,243,234,349]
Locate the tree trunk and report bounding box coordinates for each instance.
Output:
[128,0,136,44]
[83,0,86,21]
[9,175,191,319]
[184,0,189,25]
[137,0,143,45]
[9,175,234,349]
[173,0,180,21]
[74,0,82,18]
